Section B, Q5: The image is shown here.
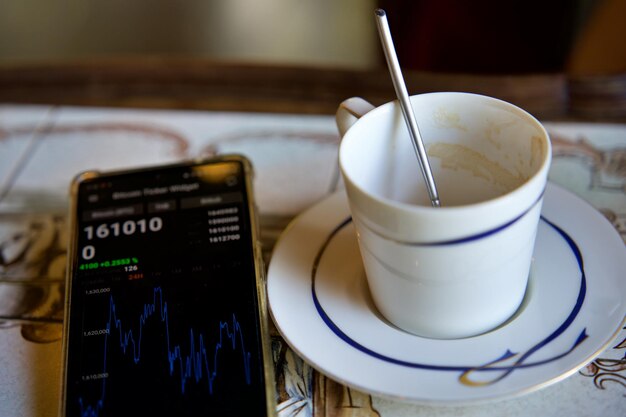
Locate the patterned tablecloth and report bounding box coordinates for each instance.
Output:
[0,105,624,417]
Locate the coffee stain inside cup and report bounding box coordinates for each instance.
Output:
[531,135,545,166]
[428,143,526,204]
[433,108,467,131]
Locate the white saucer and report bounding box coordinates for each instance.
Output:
[267,183,626,405]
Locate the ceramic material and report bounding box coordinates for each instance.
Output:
[267,183,626,404]
[336,93,552,338]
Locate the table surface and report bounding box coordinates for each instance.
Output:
[0,101,624,417]
[1,61,626,416]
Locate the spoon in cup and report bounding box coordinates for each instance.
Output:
[375,8,441,207]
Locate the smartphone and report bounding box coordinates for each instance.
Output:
[60,156,276,417]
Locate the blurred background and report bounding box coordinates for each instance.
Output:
[0,0,623,75]
[0,0,379,69]
[0,0,624,120]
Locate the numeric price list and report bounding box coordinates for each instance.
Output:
[207,206,242,244]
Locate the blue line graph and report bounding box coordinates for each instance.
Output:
[78,286,252,417]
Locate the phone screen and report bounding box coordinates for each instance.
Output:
[62,158,273,417]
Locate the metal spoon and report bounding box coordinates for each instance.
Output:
[375,8,441,207]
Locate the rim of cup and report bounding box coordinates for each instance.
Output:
[339,92,552,242]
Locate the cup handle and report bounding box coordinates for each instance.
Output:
[335,97,376,138]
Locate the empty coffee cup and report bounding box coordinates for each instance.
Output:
[336,92,551,339]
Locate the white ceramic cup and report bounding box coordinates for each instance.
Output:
[336,92,551,339]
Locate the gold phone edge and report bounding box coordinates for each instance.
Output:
[241,155,279,417]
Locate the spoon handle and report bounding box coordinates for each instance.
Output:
[375,8,441,207]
